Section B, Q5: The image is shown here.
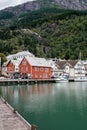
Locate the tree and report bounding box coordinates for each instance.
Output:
[0,53,7,66]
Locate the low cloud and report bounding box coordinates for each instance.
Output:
[0,0,34,10]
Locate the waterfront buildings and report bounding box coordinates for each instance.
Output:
[19,57,52,79]
[2,59,22,78]
[1,51,87,79]
[55,60,86,78]
[2,56,52,79]
[7,50,35,60]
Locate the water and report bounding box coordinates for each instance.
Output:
[0,82,87,130]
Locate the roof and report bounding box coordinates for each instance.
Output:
[2,61,10,67]
[15,51,34,56]
[7,51,34,60]
[56,60,78,69]
[3,59,22,67]
[26,56,51,67]
[67,60,78,67]
[11,59,22,67]
[56,61,67,69]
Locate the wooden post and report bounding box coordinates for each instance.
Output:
[4,100,7,104]
[13,108,17,113]
[31,124,38,130]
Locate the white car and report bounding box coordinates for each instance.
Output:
[0,77,5,79]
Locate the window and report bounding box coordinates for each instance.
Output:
[22,60,26,65]
[12,67,14,71]
[45,68,49,72]
[8,67,10,71]
[43,74,48,78]
[21,67,23,71]
[40,74,42,78]
[34,67,38,71]
[40,67,43,71]
[35,74,38,78]
[26,67,28,72]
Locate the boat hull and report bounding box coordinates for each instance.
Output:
[55,78,68,83]
[74,77,87,82]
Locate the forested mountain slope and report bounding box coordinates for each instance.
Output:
[0,9,87,59]
[0,0,87,59]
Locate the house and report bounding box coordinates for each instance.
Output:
[56,60,86,78]
[2,59,22,78]
[65,60,78,77]
[48,59,58,77]
[83,61,87,76]
[19,57,52,79]
[7,50,35,60]
[2,61,10,77]
[74,60,86,77]
[55,60,68,76]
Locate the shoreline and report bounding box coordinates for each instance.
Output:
[0,96,32,130]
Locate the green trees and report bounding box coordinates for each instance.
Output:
[0,53,7,65]
[0,8,87,59]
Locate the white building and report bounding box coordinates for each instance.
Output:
[48,59,59,77]
[7,51,35,60]
[74,60,86,77]
[56,60,86,78]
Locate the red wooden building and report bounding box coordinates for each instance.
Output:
[7,60,15,74]
[19,57,52,79]
[3,59,21,78]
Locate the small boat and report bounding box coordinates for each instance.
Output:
[55,75,69,83]
[74,76,87,82]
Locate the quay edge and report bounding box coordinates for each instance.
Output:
[0,78,57,85]
[0,78,75,85]
[0,96,38,130]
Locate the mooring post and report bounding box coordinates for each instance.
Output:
[13,108,17,113]
[31,124,38,130]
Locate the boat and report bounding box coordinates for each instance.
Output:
[55,75,69,83]
[74,76,87,82]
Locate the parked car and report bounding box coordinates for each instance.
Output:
[0,77,5,79]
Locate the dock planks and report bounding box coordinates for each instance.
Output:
[0,98,31,130]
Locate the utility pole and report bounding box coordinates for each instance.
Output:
[0,57,1,75]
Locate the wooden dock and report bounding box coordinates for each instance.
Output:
[0,78,75,86]
[0,78,56,85]
[0,97,32,130]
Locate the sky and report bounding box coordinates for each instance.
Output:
[0,0,34,10]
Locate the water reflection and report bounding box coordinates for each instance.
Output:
[0,82,87,130]
[1,83,87,110]
[1,82,87,112]
[1,83,52,97]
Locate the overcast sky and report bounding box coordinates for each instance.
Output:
[0,0,34,10]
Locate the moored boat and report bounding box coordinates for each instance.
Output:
[74,76,87,82]
[55,75,69,83]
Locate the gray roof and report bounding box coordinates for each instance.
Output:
[26,57,51,67]
[2,59,22,67]
[7,51,34,60]
[11,59,22,67]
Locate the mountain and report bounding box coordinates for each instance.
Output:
[2,0,87,15]
[0,0,87,60]
[0,0,87,28]
[51,0,87,10]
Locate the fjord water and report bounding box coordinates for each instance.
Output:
[0,82,87,130]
